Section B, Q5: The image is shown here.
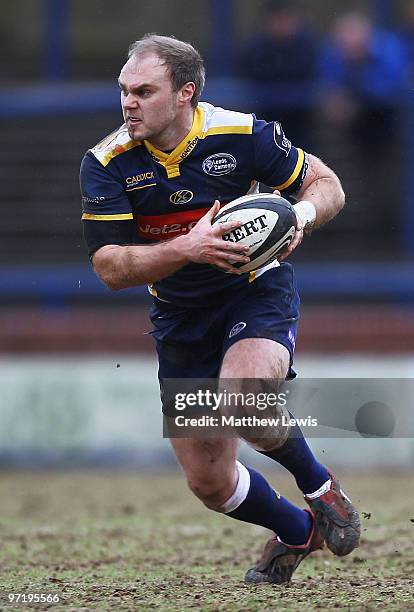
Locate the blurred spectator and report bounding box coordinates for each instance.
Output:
[399,2,414,84]
[239,0,317,148]
[318,11,409,250]
[319,11,408,147]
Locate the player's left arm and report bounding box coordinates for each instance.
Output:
[251,117,345,260]
[279,154,345,261]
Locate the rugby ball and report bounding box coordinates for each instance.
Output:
[212,193,297,273]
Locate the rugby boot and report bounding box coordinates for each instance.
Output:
[245,510,324,584]
[305,474,360,557]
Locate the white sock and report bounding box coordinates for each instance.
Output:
[218,461,251,513]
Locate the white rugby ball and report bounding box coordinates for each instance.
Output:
[212,193,297,272]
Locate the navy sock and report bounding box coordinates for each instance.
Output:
[261,416,330,495]
[227,466,312,545]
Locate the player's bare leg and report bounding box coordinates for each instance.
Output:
[168,424,321,584]
[218,338,322,582]
[169,436,239,510]
[219,338,360,581]
[220,338,292,451]
[166,338,322,585]
[166,337,359,583]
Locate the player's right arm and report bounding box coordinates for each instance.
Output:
[81,154,249,290]
[92,202,249,290]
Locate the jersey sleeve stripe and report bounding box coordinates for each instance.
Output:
[272,148,305,191]
[205,125,253,137]
[82,213,134,221]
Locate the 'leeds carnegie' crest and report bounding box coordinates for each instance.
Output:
[202,153,237,176]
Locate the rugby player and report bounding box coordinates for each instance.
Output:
[80,34,360,584]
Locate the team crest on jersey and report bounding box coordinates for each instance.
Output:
[169,190,194,205]
[202,153,237,176]
[273,122,292,157]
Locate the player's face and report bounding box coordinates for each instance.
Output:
[119,54,180,144]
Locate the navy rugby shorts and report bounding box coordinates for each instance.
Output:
[149,263,300,414]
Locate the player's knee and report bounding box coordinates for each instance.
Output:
[218,381,291,449]
[186,473,234,510]
[238,407,291,451]
[246,435,289,452]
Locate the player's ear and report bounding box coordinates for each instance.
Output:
[178,82,196,106]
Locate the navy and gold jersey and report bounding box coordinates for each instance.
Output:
[80,102,307,305]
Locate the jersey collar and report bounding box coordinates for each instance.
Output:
[144,106,204,178]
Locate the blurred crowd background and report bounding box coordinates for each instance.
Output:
[0,0,413,466]
[1,0,413,350]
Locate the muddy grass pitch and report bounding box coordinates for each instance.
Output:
[0,470,413,611]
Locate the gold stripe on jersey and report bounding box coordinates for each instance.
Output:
[126,182,157,192]
[272,148,305,191]
[144,107,205,178]
[204,125,252,137]
[144,106,253,178]
[82,213,134,221]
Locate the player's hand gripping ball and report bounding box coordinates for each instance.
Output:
[212,193,297,273]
